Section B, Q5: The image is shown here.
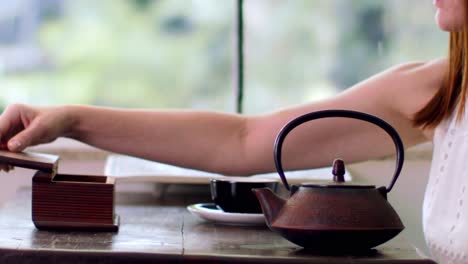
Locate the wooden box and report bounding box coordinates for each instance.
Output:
[0,150,119,232]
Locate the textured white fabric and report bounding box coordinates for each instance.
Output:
[423,109,468,264]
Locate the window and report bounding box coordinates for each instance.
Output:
[0,0,447,114]
[243,0,446,113]
[0,0,234,111]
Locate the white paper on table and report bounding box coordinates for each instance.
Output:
[105,155,352,185]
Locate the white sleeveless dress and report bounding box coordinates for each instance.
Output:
[423,109,468,264]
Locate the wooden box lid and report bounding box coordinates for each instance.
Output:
[0,150,59,174]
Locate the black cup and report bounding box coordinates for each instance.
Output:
[210,177,278,214]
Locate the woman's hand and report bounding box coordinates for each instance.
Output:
[0,104,75,152]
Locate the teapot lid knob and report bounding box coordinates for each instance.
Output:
[332,159,345,183]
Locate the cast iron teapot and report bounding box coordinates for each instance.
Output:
[252,109,405,251]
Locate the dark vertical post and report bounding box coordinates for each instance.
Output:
[234,0,244,113]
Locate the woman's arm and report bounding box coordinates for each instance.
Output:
[240,59,444,175]
[0,59,445,175]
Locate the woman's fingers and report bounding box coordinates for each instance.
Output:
[0,104,41,152]
[7,123,42,152]
[0,104,27,149]
[0,112,13,146]
[0,104,68,152]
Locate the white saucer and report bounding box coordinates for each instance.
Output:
[187,203,266,226]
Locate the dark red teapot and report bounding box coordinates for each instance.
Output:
[253,109,405,251]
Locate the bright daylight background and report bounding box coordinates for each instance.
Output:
[0,0,446,114]
[0,0,449,255]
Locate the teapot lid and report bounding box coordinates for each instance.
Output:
[300,159,375,189]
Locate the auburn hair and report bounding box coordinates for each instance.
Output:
[413,5,468,128]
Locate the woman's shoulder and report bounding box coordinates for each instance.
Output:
[382,58,446,111]
[386,59,446,139]
[387,58,446,88]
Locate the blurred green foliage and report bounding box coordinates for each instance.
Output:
[242,0,446,113]
[0,0,447,114]
[1,0,234,110]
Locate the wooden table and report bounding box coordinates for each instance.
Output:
[0,188,435,264]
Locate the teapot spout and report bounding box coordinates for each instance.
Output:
[252,187,286,226]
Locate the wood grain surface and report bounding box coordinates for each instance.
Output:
[32,171,117,231]
[0,188,436,264]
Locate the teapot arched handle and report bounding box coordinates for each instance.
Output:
[274,109,404,193]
